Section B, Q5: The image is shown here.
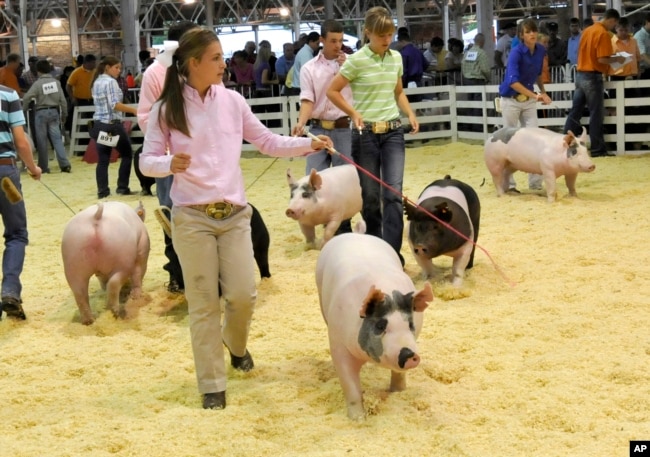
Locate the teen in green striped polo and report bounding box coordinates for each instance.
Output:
[327,6,419,266]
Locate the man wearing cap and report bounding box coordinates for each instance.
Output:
[546,21,567,67]
[495,22,517,68]
[564,9,625,157]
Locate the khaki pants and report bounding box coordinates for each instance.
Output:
[172,204,256,394]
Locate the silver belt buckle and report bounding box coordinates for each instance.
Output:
[205,202,233,220]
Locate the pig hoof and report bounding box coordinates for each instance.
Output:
[202,391,226,410]
[229,349,254,372]
[505,187,521,194]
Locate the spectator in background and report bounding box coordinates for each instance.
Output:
[424,36,447,72]
[0,54,24,96]
[398,29,427,99]
[444,38,464,72]
[230,50,254,97]
[634,13,650,78]
[390,26,408,51]
[546,21,567,67]
[243,41,257,64]
[610,17,641,79]
[288,31,320,96]
[253,41,278,97]
[538,33,551,84]
[567,17,582,66]
[495,22,517,68]
[583,18,594,27]
[67,54,97,106]
[461,32,491,131]
[22,57,39,90]
[22,59,71,174]
[275,42,295,94]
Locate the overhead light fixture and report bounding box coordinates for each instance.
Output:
[51,19,62,27]
[183,0,196,4]
[279,7,289,17]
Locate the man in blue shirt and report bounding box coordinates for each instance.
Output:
[567,18,582,67]
[275,42,295,95]
[0,84,42,320]
[287,32,320,96]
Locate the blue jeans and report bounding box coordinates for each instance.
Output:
[34,108,70,170]
[156,175,183,286]
[305,125,352,173]
[89,121,133,195]
[0,164,27,301]
[351,128,405,259]
[565,71,607,154]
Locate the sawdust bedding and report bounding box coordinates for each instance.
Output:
[1,141,649,457]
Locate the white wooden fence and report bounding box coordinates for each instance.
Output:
[69,78,650,157]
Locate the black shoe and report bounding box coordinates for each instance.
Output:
[61,166,71,173]
[506,187,521,194]
[229,349,254,372]
[116,188,132,195]
[2,296,26,320]
[98,191,110,199]
[140,188,153,196]
[591,151,616,157]
[166,278,184,294]
[202,391,226,410]
[42,169,51,174]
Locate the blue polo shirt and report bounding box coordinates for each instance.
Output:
[499,42,546,97]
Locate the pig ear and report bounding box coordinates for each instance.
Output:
[308,168,323,190]
[403,198,418,220]
[562,130,575,148]
[434,202,452,223]
[412,282,433,312]
[286,168,296,186]
[360,285,385,318]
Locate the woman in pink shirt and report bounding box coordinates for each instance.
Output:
[140,28,331,411]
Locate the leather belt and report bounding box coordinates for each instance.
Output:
[362,119,402,134]
[0,157,16,166]
[36,106,58,111]
[187,202,246,220]
[310,117,350,130]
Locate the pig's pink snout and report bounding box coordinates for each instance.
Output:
[398,348,420,369]
[586,164,596,172]
[285,208,300,219]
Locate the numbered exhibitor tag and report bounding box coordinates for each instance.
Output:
[97,131,119,147]
[465,50,478,62]
[42,82,59,95]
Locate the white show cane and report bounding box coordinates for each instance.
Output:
[305,131,341,156]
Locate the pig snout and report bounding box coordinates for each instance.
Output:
[285,208,302,220]
[413,244,428,256]
[398,348,420,369]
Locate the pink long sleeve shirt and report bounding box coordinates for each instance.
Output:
[136,60,167,134]
[140,83,314,207]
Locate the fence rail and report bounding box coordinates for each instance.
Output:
[69,78,650,157]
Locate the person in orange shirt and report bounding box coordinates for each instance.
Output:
[564,9,625,157]
[609,17,641,79]
[0,54,24,96]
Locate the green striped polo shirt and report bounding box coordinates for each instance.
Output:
[339,45,403,122]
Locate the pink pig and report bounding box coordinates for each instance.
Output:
[484,126,595,202]
[285,164,362,248]
[61,201,150,325]
[316,233,433,420]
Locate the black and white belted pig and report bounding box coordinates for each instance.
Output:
[484,126,595,202]
[285,164,362,249]
[316,233,433,420]
[61,201,150,325]
[404,176,480,287]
